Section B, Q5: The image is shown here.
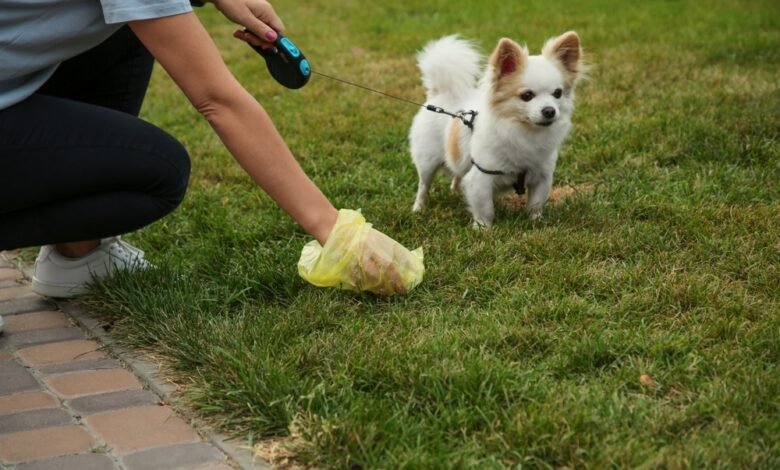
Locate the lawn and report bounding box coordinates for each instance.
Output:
[86,0,779,467]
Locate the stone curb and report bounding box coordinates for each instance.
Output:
[3,252,270,470]
[56,302,269,470]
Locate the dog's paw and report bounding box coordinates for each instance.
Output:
[471,219,493,229]
[528,209,544,221]
[412,201,424,212]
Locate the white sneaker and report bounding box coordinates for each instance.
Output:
[31,237,152,298]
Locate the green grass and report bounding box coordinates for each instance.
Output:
[84,0,779,467]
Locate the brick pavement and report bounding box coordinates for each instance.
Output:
[0,252,261,470]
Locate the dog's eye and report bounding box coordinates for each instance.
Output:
[553,88,563,99]
[520,91,535,102]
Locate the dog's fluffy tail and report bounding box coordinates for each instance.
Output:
[416,35,482,101]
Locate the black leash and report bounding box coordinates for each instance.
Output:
[311,70,478,130]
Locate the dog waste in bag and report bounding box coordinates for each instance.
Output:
[298,209,424,295]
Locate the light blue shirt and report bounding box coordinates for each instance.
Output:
[0,0,192,110]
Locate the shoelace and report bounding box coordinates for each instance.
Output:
[104,237,147,267]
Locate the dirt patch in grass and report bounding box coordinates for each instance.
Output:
[499,183,597,211]
[254,437,308,470]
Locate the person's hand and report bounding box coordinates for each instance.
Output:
[298,210,425,295]
[210,0,284,47]
[356,227,417,295]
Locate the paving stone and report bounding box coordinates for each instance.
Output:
[0,280,20,288]
[0,361,40,395]
[39,357,117,375]
[0,425,96,464]
[0,296,55,316]
[0,269,22,282]
[3,311,70,334]
[0,285,34,302]
[0,408,72,435]
[6,327,84,348]
[85,405,200,455]
[0,352,12,362]
[0,392,58,416]
[17,340,105,367]
[67,389,160,415]
[45,368,142,399]
[15,453,116,470]
[122,442,225,470]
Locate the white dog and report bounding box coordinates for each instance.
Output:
[408,32,584,226]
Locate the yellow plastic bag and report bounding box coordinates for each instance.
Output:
[298,209,424,295]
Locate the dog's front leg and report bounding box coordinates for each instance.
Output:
[463,171,496,227]
[525,172,553,220]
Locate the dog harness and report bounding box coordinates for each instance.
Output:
[470,160,526,195]
[463,114,527,195]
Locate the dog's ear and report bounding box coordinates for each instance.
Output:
[542,31,582,78]
[490,38,527,80]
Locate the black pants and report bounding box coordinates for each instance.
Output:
[0,26,190,251]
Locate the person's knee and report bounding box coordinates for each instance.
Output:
[152,134,191,211]
[164,139,191,208]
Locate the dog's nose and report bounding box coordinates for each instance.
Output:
[542,107,556,119]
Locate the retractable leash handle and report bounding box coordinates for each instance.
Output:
[246,31,311,89]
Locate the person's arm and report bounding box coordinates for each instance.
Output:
[128,12,337,244]
[129,11,424,294]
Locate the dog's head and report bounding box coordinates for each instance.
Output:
[485,32,583,129]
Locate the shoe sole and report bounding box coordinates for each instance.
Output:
[31,276,90,298]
